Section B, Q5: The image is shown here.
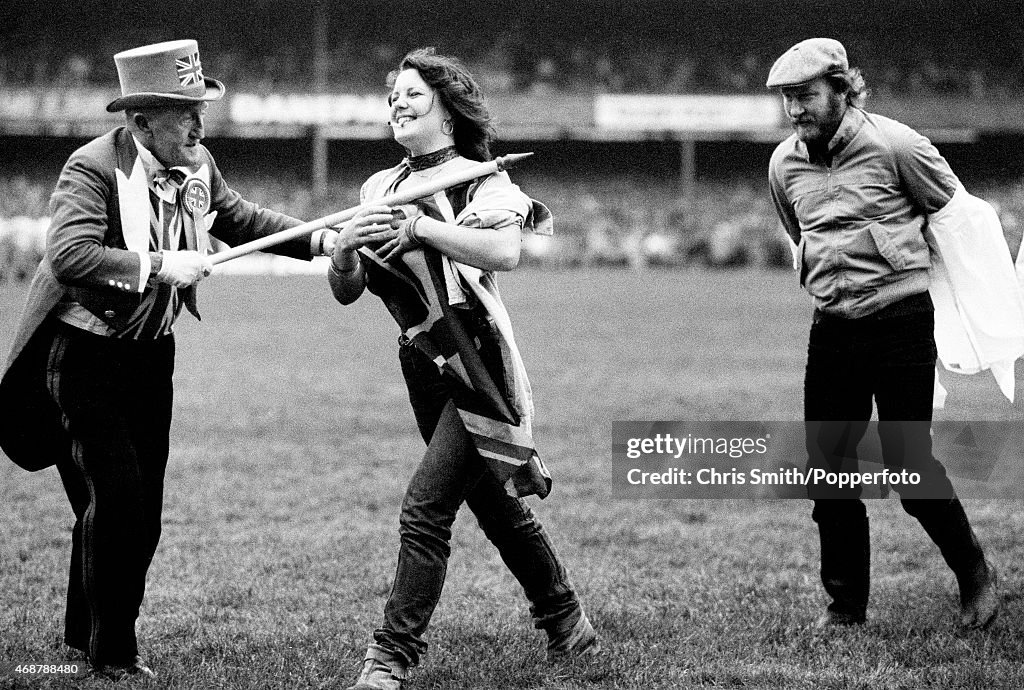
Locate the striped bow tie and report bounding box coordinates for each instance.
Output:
[152,168,187,190]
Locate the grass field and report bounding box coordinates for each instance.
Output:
[1,268,1023,689]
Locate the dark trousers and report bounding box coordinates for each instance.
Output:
[46,322,174,664]
[804,295,984,617]
[372,342,579,667]
[804,299,955,502]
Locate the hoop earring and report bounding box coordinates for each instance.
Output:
[441,119,454,136]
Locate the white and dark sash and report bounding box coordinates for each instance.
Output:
[115,149,216,323]
[358,160,553,499]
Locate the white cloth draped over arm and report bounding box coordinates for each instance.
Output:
[925,183,1024,405]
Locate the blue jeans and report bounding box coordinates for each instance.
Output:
[371,339,579,667]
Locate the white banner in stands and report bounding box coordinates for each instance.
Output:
[0,89,117,120]
[595,94,783,132]
[230,93,390,125]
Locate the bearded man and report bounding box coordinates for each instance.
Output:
[766,38,999,630]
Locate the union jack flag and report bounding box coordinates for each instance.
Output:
[175,53,204,87]
[356,168,553,499]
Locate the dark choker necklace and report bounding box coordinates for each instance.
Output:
[407,146,459,171]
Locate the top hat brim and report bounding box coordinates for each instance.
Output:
[106,77,226,112]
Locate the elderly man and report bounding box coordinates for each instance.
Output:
[0,40,334,679]
[766,38,999,629]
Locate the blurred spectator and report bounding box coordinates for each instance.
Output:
[582,208,626,265]
[594,54,625,93]
[0,216,47,283]
[530,56,560,95]
[60,54,92,87]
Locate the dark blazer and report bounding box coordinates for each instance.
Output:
[0,127,311,471]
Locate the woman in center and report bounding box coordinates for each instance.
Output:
[328,48,598,690]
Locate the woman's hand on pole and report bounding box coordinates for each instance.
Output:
[336,205,400,251]
[377,206,425,263]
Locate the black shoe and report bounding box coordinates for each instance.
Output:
[813,609,866,629]
[959,559,999,630]
[92,656,156,681]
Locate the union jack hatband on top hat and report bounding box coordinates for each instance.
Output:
[106,39,225,112]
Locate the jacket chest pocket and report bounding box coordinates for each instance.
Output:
[865,220,930,271]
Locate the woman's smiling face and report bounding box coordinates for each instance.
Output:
[389,68,452,155]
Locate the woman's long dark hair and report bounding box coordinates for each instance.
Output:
[387,48,495,162]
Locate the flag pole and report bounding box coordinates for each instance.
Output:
[210,152,533,265]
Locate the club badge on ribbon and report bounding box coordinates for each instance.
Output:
[181,178,212,256]
[182,178,211,217]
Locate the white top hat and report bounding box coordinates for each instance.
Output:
[106,39,225,112]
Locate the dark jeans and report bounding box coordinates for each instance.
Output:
[47,321,174,665]
[372,340,579,667]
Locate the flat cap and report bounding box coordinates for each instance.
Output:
[765,38,848,88]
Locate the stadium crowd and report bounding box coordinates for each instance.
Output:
[2,35,1020,99]
[3,1,1023,279]
[3,0,1024,98]
[2,172,1022,281]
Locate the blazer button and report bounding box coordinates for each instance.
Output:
[104,310,116,319]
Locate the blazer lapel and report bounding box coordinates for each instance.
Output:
[114,133,150,253]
